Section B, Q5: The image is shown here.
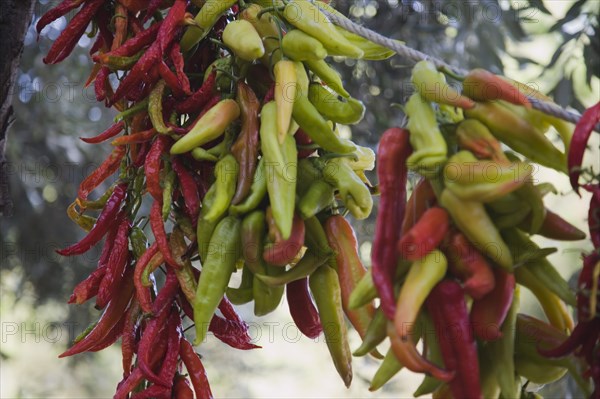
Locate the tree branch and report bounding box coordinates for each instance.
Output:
[0,0,35,217]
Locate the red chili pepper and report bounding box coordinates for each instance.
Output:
[470,268,515,341]
[121,298,140,376]
[539,318,599,358]
[143,0,167,23]
[43,0,105,64]
[263,84,275,103]
[111,128,157,146]
[68,265,106,304]
[178,292,259,350]
[137,303,173,385]
[463,69,531,108]
[78,146,126,201]
[89,36,105,57]
[231,81,260,204]
[96,218,131,309]
[150,200,180,270]
[209,316,261,350]
[286,278,323,339]
[397,207,448,261]
[173,375,194,399]
[586,185,600,248]
[159,61,186,98]
[87,314,127,352]
[111,42,162,104]
[151,268,180,316]
[97,21,162,61]
[60,267,134,357]
[58,184,127,256]
[520,208,587,241]
[155,310,182,387]
[36,0,85,35]
[131,384,171,399]
[156,0,186,51]
[114,332,169,399]
[426,279,482,399]
[401,178,436,235]
[568,102,600,194]
[176,72,217,114]
[134,242,160,313]
[171,157,200,225]
[264,214,305,266]
[170,43,192,95]
[372,127,412,319]
[577,252,600,321]
[295,128,316,158]
[68,220,117,304]
[95,5,114,50]
[325,215,374,339]
[443,230,495,300]
[81,121,125,144]
[145,136,170,201]
[180,338,214,399]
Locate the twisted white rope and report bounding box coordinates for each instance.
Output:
[322,9,600,133]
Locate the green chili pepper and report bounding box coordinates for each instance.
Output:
[296,158,323,196]
[197,184,223,262]
[240,210,267,275]
[161,169,176,221]
[456,119,508,163]
[321,157,372,219]
[129,227,148,260]
[413,312,444,396]
[304,59,349,98]
[486,286,519,398]
[405,93,447,177]
[282,0,363,59]
[191,147,219,162]
[261,102,298,239]
[222,19,265,62]
[352,307,387,357]
[148,80,172,134]
[226,265,254,305]
[181,0,238,51]
[255,250,329,287]
[103,51,143,71]
[465,101,567,173]
[443,150,533,203]
[303,215,334,258]
[194,216,242,345]
[230,158,268,216]
[292,96,356,154]
[348,269,378,310]
[253,269,285,316]
[501,229,575,306]
[298,179,335,220]
[440,189,513,271]
[369,348,403,391]
[309,264,353,387]
[411,60,474,109]
[308,83,365,125]
[282,29,328,61]
[203,154,238,223]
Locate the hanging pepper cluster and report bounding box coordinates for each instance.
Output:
[39,0,393,396]
[38,0,600,397]
[358,59,600,397]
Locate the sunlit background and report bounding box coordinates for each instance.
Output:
[1,0,598,397]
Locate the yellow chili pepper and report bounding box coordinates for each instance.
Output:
[222,20,265,62]
[274,60,297,143]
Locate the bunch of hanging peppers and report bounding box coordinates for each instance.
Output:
[358,59,600,398]
[39,0,394,396]
[39,0,600,397]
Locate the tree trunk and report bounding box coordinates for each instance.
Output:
[0,0,35,217]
